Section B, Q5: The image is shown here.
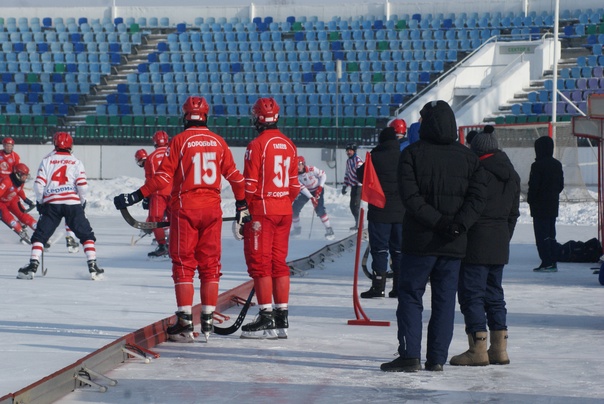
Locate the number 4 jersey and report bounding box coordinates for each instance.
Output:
[244,128,300,216]
[34,150,88,205]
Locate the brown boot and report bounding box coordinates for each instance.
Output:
[450,331,489,366]
[488,330,510,365]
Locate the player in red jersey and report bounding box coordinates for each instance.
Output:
[0,163,37,243]
[0,137,21,178]
[239,97,301,339]
[114,96,249,342]
[145,131,172,258]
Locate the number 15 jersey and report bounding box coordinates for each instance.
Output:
[244,128,300,216]
[140,127,245,209]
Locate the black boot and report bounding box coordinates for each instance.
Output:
[360,272,386,298]
[388,268,399,298]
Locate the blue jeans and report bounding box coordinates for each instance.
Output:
[458,263,507,334]
[396,253,460,365]
[368,221,402,276]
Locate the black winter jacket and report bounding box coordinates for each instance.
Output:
[527,136,564,217]
[357,138,405,223]
[397,100,487,258]
[463,150,521,265]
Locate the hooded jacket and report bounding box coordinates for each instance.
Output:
[397,100,487,257]
[527,136,564,217]
[463,150,521,265]
[357,128,405,223]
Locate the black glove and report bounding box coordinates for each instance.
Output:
[142,197,149,210]
[341,185,347,195]
[24,198,35,208]
[235,200,252,225]
[435,217,464,241]
[81,200,87,210]
[36,202,48,215]
[113,189,143,210]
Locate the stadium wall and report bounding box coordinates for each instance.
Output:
[16,145,597,187]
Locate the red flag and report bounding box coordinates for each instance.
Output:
[360,152,386,208]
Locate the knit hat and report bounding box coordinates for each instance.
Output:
[378,126,397,144]
[471,131,499,156]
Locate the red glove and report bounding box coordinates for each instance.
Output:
[311,197,319,209]
[314,186,323,198]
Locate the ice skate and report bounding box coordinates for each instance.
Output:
[87,260,105,281]
[148,243,169,259]
[274,309,289,339]
[349,225,358,231]
[167,311,195,342]
[201,312,213,342]
[17,259,39,280]
[325,227,335,241]
[240,309,278,339]
[65,236,80,253]
[290,227,302,237]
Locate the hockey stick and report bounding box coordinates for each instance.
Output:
[41,248,47,277]
[120,208,237,230]
[361,242,394,280]
[213,288,255,335]
[308,212,315,240]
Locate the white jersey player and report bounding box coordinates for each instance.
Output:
[291,156,335,240]
[17,132,104,280]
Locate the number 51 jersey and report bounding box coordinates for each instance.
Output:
[244,128,300,216]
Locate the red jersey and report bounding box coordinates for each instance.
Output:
[244,128,300,215]
[144,145,171,197]
[0,151,20,178]
[140,127,245,210]
[0,175,27,204]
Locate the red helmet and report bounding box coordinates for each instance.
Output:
[389,118,407,136]
[135,149,148,167]
[14,163,29,179]
[152,131,169,147]
[53,132,73,151]
[3,137,15,145]
[182,96,209,121]
[252,97,280,124]
[297,155,307,173]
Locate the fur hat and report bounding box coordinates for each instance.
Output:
[471,131,499,156]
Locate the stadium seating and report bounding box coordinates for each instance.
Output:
[1,10,603,145]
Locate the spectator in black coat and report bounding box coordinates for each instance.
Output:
[357,127,405,298]
[450,130,520,367]
[527,136,564,272]
[380,100,487,373]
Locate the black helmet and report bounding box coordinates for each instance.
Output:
[345,142,357,151]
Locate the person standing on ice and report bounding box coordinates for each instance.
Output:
[113,96,249,342]
[239,97,300,339]
[291,156,335,240]
[342,142,363,231]
[17,132,105,280]
[381,100,486,373]
[449,129,520,367]
[144,131,172,259]
[528,135,564,273]
[356,127,405,299]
